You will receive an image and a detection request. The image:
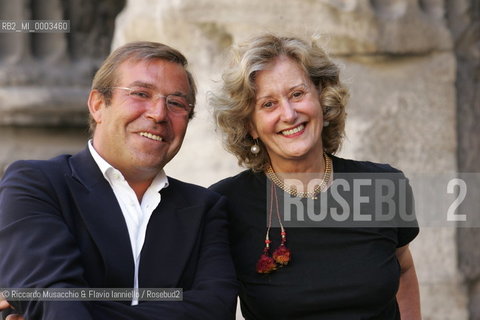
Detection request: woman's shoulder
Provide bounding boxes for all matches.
[331,154,403,174]
[209,169,264,195]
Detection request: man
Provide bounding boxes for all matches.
[0,41,237,319]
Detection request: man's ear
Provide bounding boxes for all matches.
[88,90,106,125]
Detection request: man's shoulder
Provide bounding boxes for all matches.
[0,149,96,190]
[0,154,81,203]
[4,154,74,177]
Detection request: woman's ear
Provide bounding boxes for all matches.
[88,90,106,125]
[248,122,259,140]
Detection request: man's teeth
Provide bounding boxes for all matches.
[281,124,305,136]
[140,132,163,141]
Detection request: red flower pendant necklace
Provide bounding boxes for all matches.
[256,180,291,274]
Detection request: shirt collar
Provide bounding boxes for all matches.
[87,139,169,191]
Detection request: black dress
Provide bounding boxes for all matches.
[210,155,419,320]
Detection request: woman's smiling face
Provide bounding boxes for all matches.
[249,55,324,169]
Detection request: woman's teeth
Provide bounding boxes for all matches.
[281,124,305,136]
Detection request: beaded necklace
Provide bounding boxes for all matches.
[256,153,332,273]
[265,152,332,200]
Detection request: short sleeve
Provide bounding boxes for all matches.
[396,176,419,247]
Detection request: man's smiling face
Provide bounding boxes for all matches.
[89,58,191,179]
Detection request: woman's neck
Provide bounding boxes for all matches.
[269,152,326,176]
[266,152,333,196]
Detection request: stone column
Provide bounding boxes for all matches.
[0,0,125,175]
[112,0,471,318]
[447,0,480,318]
[0,0,30,64]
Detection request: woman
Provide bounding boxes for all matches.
[210,33,421,319]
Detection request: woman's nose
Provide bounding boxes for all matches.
[279,99,298,123]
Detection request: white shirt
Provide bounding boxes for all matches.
[88,140,169,305]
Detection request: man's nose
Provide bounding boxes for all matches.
[145,97,169,122]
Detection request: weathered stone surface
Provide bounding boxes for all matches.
[0,87,89,126]
[112,1,468,319]
[420,281,469,320]
[470,280,480,320]
[1,0,477,318]
[0,0,125,182]
[113,0,452,55]
[0,127,89,177]
[447,0,480,318]
[335,51,465,319]
[0,0,125,127]
[339,52,457,172]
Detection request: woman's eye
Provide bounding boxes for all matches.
[291,91,305,99]
[262,101,274,108]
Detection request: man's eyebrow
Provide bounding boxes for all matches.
[125,81,189,97]
[127,81,156,89]
[169,91,190,98]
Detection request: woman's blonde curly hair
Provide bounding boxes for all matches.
[211,33,348,171]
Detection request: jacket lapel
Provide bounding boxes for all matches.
[65,148,134,287]
[139,181,204,288]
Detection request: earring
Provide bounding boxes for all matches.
[323,120,330,127]
[250,139,260,154]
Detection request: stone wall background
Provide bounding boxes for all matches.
[1,0,479,319]
[450,0,480,318]
[0,0,125,172]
